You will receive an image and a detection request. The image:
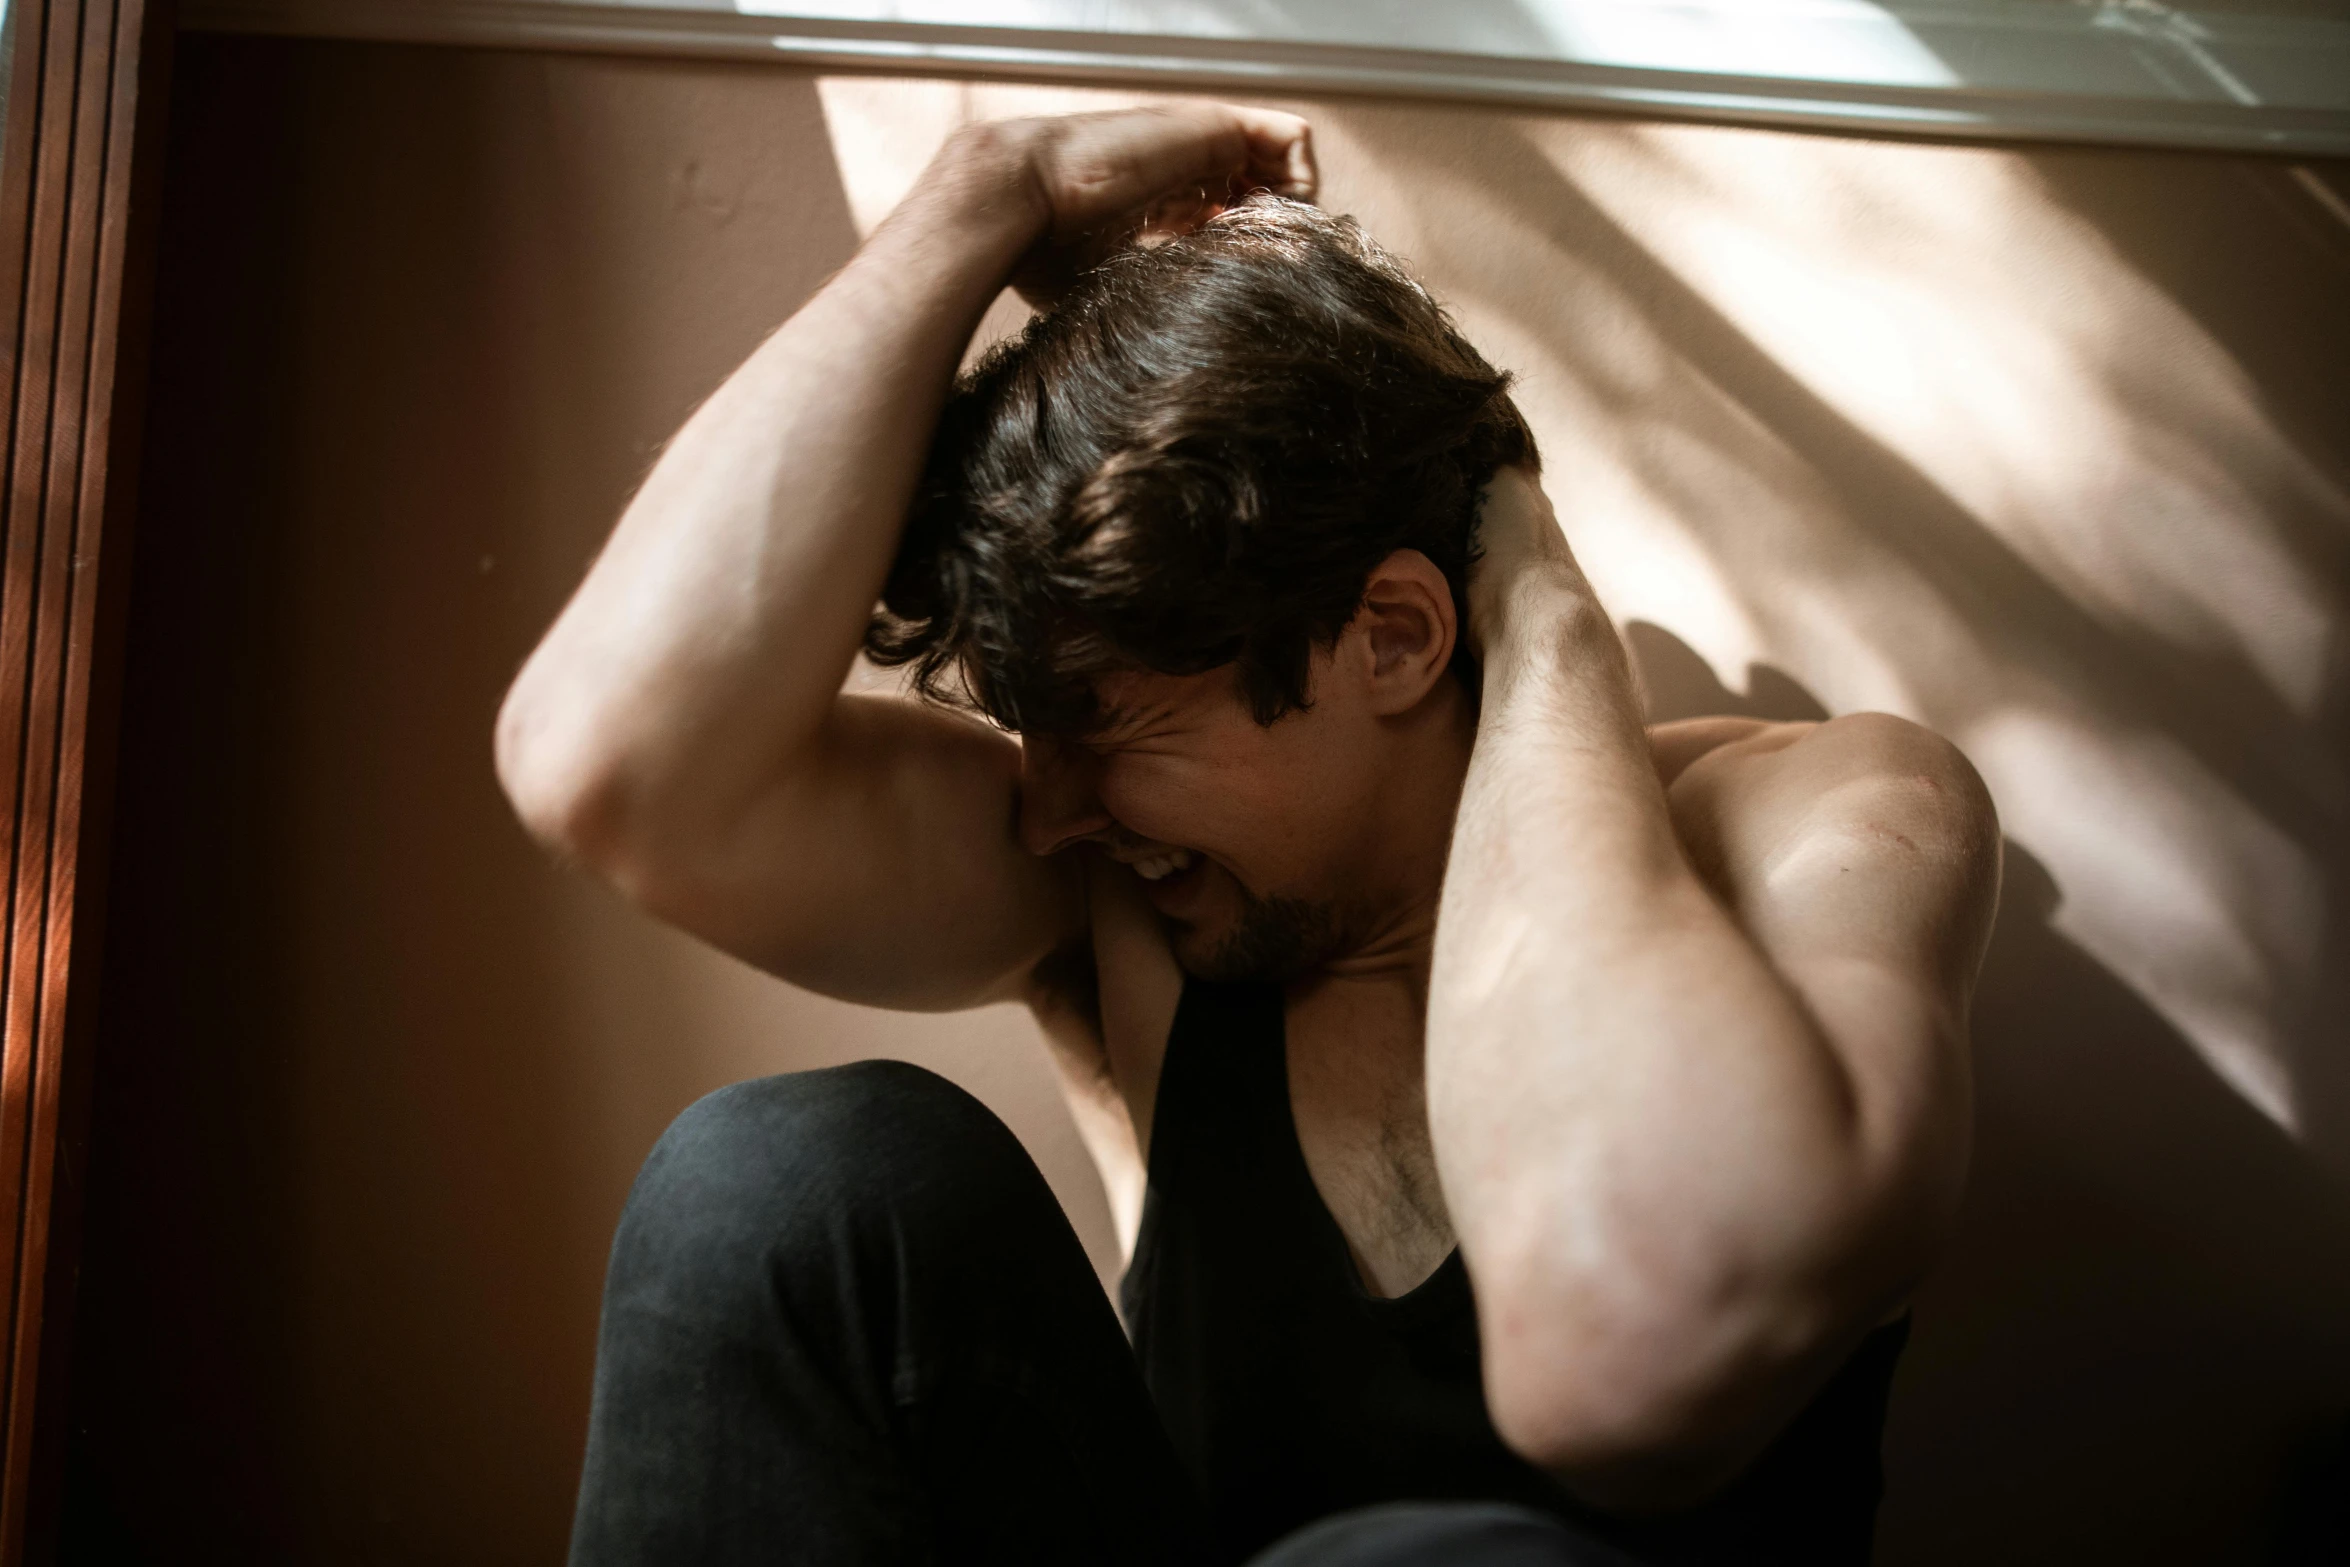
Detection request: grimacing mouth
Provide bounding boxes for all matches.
[1122,846,1198,882]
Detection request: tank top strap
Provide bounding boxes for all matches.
[1142,977,1290,1200]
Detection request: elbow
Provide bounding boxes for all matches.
[1480,1285,1714,1500]
[1488,1373,1770,1516]
[493,681,632,868]
[1474,1211,1934,1512]
[1473,1256,1834,1512]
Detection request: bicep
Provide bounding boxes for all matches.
[620,693,1084,1011]
[1671,714,2000,1267]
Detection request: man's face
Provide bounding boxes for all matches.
[1016,660,1389,983]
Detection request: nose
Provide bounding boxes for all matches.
[1018,735,1115,858]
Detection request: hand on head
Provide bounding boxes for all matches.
[934,103,1318,308]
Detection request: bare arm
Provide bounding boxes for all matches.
[1427,470,1998,1504]
[494,107,1314,1009]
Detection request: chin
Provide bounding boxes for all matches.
[1174,890,1343,985]
[1168,923,1245,983]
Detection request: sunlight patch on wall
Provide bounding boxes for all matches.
[816,74,972,237]
[1549,123,2342,720]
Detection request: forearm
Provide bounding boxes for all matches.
[495,132,1037,852]
[1427,564,1867,1473]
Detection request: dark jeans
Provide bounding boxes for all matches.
[568,1062,1636,1567]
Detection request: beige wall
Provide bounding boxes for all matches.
[64,33,2350,1565]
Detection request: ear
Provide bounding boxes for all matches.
[1350,549,1458,717]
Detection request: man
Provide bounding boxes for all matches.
[496,102,2000,1566]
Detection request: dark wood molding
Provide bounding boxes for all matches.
[0,0,171,1555]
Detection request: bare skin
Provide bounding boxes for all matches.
[496,104,2000,1513]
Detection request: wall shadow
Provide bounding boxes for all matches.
[64,36,628,1564]
[2021,142,2350,1229]
[1627,619,1828,724]
[66,36,875,1567]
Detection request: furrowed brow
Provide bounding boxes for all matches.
[1079,703,1144,745]
[1077,694,1167,747]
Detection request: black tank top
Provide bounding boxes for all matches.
[1120,977,1909,1566]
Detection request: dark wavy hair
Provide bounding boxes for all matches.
[865,195,1538,735]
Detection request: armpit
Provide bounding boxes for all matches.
[1028,935,1105,1048]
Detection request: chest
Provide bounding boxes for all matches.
[1282,987,1455,1299]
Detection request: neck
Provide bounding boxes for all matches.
[1307,675,1478,1004]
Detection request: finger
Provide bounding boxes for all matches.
[1166,103,1314,201]
[1061,104,1262,212]
[1226,107,1316,200]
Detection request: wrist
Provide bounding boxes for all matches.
[1476,567,1620,704]
[1472,558,1596,657]
[898,121,1052,274]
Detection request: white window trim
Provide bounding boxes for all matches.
[178,0,2350,156]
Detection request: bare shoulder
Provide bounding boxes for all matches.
[1773,713,1999,878]
[1661,712,2001,992]
[1661,712,1995,852]
[1785,710,1991,799]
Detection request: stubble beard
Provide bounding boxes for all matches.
[1184,885,1346,985]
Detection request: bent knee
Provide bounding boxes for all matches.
[611,1061,1028,1283]
[665,1056,975,1159]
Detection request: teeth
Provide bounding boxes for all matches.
[1133,848,1195,882]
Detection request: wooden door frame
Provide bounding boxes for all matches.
[0,0,172,1556]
